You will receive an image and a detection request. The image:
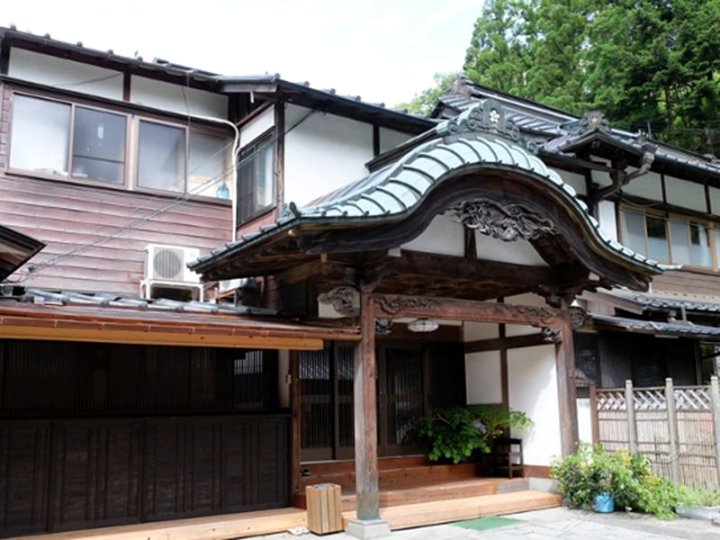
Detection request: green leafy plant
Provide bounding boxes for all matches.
[676,487,720,507]
[410,405,532,464]
[551,445,680,519]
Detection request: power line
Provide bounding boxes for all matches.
[5,106,317,284]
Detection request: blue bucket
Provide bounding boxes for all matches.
[594,492,615,513]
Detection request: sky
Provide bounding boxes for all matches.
[1,0,483,106]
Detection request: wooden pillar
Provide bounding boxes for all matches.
[589,383,600,445]
[353,291,380,521]
[555,311,578,457]
[290,351,302,495]
[665,378,681,484]
[710,376,720,482]
[625,379,638,454]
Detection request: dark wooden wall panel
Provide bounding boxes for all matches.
[49,420,142,532]
[0,422,50,536]
[0,83,232,296]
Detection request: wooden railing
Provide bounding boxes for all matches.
[590,377,720,488]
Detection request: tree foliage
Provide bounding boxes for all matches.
[404,0,720,153]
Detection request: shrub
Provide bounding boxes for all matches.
[551,445,680,519]
[410,405,532,464]
[676,486,720,507]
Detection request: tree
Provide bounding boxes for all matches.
[402,0,720,153]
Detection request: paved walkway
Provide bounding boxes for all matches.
[249,507,720,539]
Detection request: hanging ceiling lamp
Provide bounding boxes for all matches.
[406,318,439,333]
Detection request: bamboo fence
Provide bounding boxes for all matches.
[590,377,720,487]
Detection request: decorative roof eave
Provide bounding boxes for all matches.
[0,224,44,282]
[191,101,666,285]
[591,314,720,340]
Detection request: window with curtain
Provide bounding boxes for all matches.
[621,208,714,268]
[10,93,231,199]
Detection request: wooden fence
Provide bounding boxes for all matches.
[590,377,720,488]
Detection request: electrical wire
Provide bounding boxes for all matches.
[3,104,317,284]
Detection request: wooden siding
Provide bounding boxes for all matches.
[0,83,232,296]
[0,415,290,537]
[652,269,720,297]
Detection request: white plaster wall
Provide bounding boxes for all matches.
[623,171,663,201]
[278,349,290,408]
[284,104,374,207]
[597,200,618,242]
[505,293,546,337]
[556,169,587,196]
[709,186,720,216]
[240,106,275,146]
[130,75,228,118]
[508,344,562,466]
[474,233,549,266]
[577,397,593,445]
[465,351,502,404]
[463,321,499,341]
[665,176,707,213]
[379,127,412,153]
[402,213,464,256]
[9,48,123,100]
[591,170,612,188]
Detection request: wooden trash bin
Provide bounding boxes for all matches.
[306,483,343,534]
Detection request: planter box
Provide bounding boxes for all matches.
[676,504,720,521]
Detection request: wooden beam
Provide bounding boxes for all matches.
[373,294,561,327]
[353,290,380,521]
[555,310,579,456]
[390,250,559,288]
[0,324,326,350]
[464,332,547,353]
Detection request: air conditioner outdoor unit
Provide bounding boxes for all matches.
[141,244,203,301]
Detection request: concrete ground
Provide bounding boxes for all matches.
[248,506,720,539]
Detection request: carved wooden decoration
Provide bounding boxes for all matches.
[375,318,393,335]
[318,286,360,316]
[568,306,588,329]
[541,327,562,343]
[374,295,441,317]
[373,294,560,326]
[451,198,556,241]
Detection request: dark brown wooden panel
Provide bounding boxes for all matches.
[49,419,142,532]
[0,421,50,536]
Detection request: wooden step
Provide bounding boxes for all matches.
[298,461,478,492]
[10,507,307,540]
[295,477,530,511]
[341,490,561,530]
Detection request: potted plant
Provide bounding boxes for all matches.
[675,487,720,521]
[551,445,680,519]
[409,405,532,465]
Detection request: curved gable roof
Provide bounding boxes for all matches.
[191,100,666,287]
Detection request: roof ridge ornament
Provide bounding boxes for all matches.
[435,98,538,154]
[575,110,610,135]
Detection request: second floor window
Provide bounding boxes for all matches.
[622,208,713,267]
[9,93,231,200]
[237,136,274,223]
[10,95,126,184]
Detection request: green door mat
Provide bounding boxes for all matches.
[452,516,523,531]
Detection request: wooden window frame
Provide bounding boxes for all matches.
[236,130,276,225]
[7,90,233,204]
